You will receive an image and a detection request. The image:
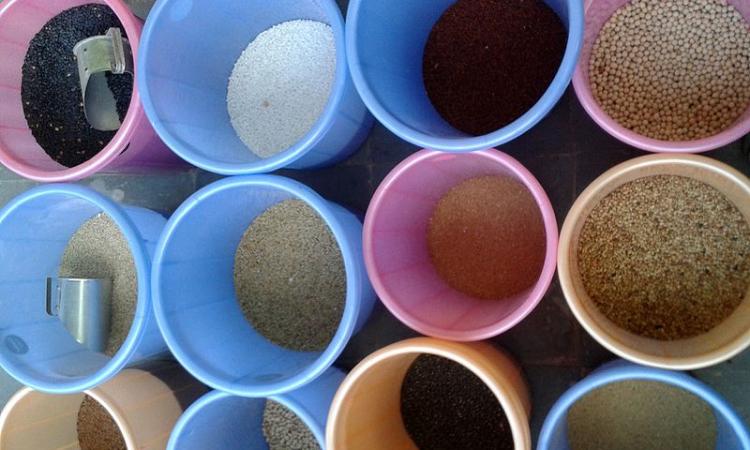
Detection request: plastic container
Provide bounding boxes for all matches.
[558,154,750,370]
[538,360,750,449]
[572,0,750,153]
[168,368,345,450]
[0,0,180,182]
[0,362,206,450]
[152,175,376,397]
[0,184,167,393]
[326,337,532,450]
[363,149,558,341]
[137,0,373,175]
[345,0,583,152]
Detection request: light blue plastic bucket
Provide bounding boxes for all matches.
[167,368,344,449]
[137,0,373,175]
[152,175,375,397]
[346,0,583,152]
[537,360,750,450]
[0,185,167,393]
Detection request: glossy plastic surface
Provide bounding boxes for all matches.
[0,0,179,182]
[0,184,167,392]
[138,0,373,175]
[152,175,375,396]
[363,149,558,341]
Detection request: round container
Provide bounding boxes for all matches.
[152,175,376,396]
[326,337,532,450]
[0,362,205,450]
[168,368,344,450]
[0,184,167,393]
[572,0,750,153]
[137,0,373,175]
[363,149,558,341]
[0,0,180,182]
[559,154,750,370]
[345,0,583,152]
[538,360,750,449]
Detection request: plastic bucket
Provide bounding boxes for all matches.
[559,154,750,370]
[326,337,532,450]
[0,184,167,393]
[538,360,750,449]
[152,175,376,396]
[0,0,180,182]
[345,0,583,152]
[573,0,750,153]
[168,368,344,450]
[0,362,207,450]
[137,0,373,175]
[363,149,558,341]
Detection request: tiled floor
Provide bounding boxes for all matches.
[2,0,748,445]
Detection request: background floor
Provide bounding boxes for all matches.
[1,0,747,445]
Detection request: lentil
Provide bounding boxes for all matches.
[428,175,546,300]
[578,175,750,340]
[589,0,750,141]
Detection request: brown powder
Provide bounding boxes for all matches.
[427,175,546,300]
[578,175,750,340]
[77,395,127,450]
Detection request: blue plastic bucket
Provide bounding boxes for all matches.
[0,185,167,393]
[346,0,583,152]
[137,0,373,175]
[538,360,750,450]
[167,368,344,449]
[152,175,376,396]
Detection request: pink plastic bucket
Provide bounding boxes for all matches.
[572,0,750,153]
[363,149,558,341]
[0,0,180,182]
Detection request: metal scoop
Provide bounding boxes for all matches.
[73,28,133,131]
[46,277,112,353]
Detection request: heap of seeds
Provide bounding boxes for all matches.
[263,400,321,450]
[428,175,546,300]
[233,199,345,352]
[567,381,717,450]
[77,395,127,450]
[227,20,335,158]
[589,0,750,141]
[400,354,514,450]
[59,213,137,355]
[423,0,566,136]
[22,4,133,167]
[578,175,750,340]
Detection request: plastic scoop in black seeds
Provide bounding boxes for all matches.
[400,354,514,450]
[22,4,133,168]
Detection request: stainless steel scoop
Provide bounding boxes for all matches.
[46,277,112,353]
[73,27,133,131]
